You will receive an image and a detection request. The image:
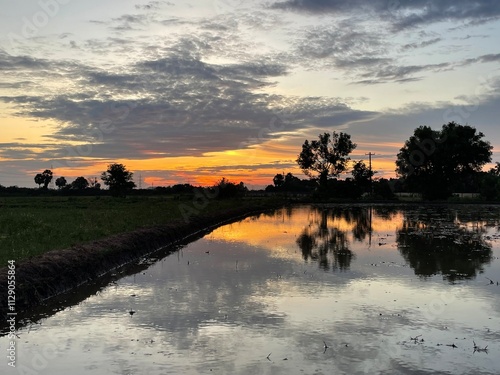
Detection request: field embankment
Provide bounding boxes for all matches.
[0,196,283,321]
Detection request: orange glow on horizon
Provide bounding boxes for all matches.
[6,114,496,188]
[47,153,400,187]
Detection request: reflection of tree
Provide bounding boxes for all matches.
[296,208,357,271]
[328,206,373,242]
[397,211,493,281]
[373,206,399,221]
[349,208,371,242]
[325,228,354,271]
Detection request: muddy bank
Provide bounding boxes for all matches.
[0,204,281,322]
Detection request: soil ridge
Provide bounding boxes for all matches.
[0,204,279,322]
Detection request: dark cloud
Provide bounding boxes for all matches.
[462,53,500,66]
[271,0,377,13]
[59,33,72,39]
[0,44,376,164]
[356,62,452,85]
[109,14,150,32]
[0,49,49,71]
[295,23,387,60]
[290,23,452,83]
[271,0,500,30]
[401,38,442,51]
[135,1,173,11]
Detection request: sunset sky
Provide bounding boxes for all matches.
[1,0,500,188]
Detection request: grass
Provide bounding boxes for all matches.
[0,195,277,266]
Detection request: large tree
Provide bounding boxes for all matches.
[34,169,53,189]
[396,122,492,200]
[71,176,89,190]
[55,176,67,189]
[297,132,356,188]
[101,163,136,196]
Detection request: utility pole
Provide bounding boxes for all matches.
[49,163,55,189]
[139,174,142,190]
[365,152,375,196]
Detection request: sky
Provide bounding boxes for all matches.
[1,0,500,189]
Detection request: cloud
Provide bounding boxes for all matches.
[356,62,452,85]
[0,44,376,164]
[401,38,442,51]
[289,23,453,84]
[294,23,388,61]
[270,0,500,30]
[285,10,496,84]
[349,88,500,152]
[271,0,376,13]
[111,14,148,31]
[461,53,500,66]
[287,21,397,82]
[135,1,173,11]
[0,49,49,70]
[2,0,499,187]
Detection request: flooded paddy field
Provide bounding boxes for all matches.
[2,204,500,374]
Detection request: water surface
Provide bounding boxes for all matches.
[2,204,500,374]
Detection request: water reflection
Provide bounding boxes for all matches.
[396,207,494,281]
[2,205,500,375]
[295,206,397,271]
[293,205,495,281]
[296,209,356,271]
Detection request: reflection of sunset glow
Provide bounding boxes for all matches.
[208,206,404,259]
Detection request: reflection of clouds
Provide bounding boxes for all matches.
[116,241,293,337]
[3,205,500,374]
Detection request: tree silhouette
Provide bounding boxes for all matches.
[71,176,89,190]
[55,176,67,189]
[396,122,492,199]
[34,173,44,188]
[214,177,247,199]
[42,170,53,188]
[297,132,356,189]
[490,162,500,176]
[101,163,136,197]
[273,173,284,187]
[480,172,500,200]
[352,160,374,195]
[34,169,52,189]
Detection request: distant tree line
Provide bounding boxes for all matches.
[1,122,498,201]
[31,163,131,196]
[1,163,248,200]
[265,172,316,194]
